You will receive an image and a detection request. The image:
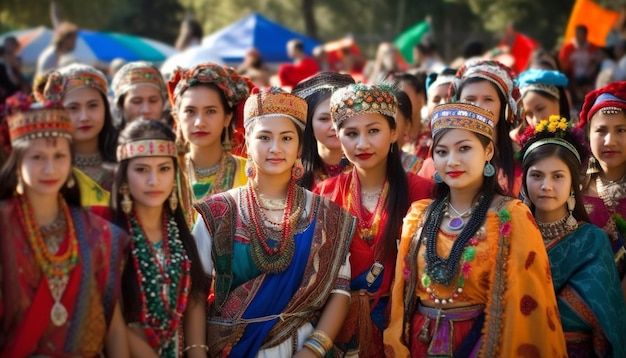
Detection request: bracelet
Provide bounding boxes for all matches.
[309,330,333,352]
[303,340,325,358]
[183,344,209,353]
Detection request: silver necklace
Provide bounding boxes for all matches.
[596,174,626,209]
[444,203,472,231]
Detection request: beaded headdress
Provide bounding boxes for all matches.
[577,81,626,129]
[243,87,307,130]
[116,139,178,161]
[517,69,568,101]
[111,61,167,106]
[43,64,108,103]
[430,102,496,141]
[518,115,588,165]
[449,60,520,122]
[330,83,397,130]
[167,62,252,109]
[5,92,73,144]
[291,72,356,100]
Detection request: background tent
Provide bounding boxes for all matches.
[201,13,320,63]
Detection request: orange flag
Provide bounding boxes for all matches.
[564,0,620,46]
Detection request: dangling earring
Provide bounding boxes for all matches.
[390,143,394,153]
[566,191,577,229]
[66,175,75,188]
[222,129,232,152]
[433,172,443,184]
[16,176,24,195]
[168,185,178,213]
[119,182,133,215]
[292,158,304,180]
[483,161,495,177]
[586,156,600,175]
[245,157,256,179]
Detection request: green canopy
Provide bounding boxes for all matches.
[394,20,430,64]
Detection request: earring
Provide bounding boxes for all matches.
[16,176,24,195]
[66,175,75,188]
[483,161,495,177]
[119,182,133,215]
[292,158,304,180]
[433,172,443,184]
[586,156,600,175]
[390,143,394,154]
[566,191,577,229]
[222,129,232,152]
[245,157,256,179]
[168,185,178,213]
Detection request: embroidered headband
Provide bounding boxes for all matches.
[578,81,626,128]
[43,64,108,103]
[330,83,397,130]
[116,139,178,161]
[243,87,307,130]
[430,102,496,141]
[450,60,519,121]
[291,72,356,100]
[167,62,251,109]
[111,61,167,106]
[523,138,581,163]
[5,93,73,144]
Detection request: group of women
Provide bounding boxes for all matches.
[0,56,625,358]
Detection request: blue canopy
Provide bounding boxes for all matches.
[202,13,319,63]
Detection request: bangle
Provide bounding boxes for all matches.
[303,340,325,358]
[309,330,333,352]
[183,344,209,353]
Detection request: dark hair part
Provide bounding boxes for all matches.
[458,77,515,194]
[112,119,207,321]
[521,144,590,222]
[298,91,332,190]
[396,91,413,123]
[0,138,81,204]
[397,72,426,95]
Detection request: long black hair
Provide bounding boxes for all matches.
[0,138,80,205]
[112,119,207,321]
[96,92,118,163]
[296,90,332,189]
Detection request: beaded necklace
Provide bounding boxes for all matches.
[75,153,105,184]
[127,211,190,358]
[188,153,236,200]
[536,215,579,245]
[17,194,78,327]
[347,170,389,244]
[240,180,305,274]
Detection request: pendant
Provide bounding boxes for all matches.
[418,317,432,343]
[51,301,68,326]
[448,217,465,231]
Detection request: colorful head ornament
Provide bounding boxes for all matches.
[518,69,568,100]
[243,87,307,130]
[518,115,588,165]
[43,64,108,103]
[291,71,356,100]
[4,92,73,144]
[167,62,252,109]
[450,60,520,122]
[577,81,626,128]
[111,61,166,106]
[116,139,177,161]
[330,83,397,130]
[430,102,496,141]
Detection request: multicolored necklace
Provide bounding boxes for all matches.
[240,180,305,274]
[189,153,236,200]
[536,215,578,245]
[128,211,190,358]
[347,170,389,244]
[17,194,78,327]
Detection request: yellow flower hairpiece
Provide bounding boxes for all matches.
[534,115,571,135]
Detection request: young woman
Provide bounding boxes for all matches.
[111,119,207,357]
[111,61,167,130]
[192,87,356,357]
[511,69,570,143]
[384,102,566,357]
[168,63,250,223]
[0,93,128,357]
[43,64,118,209]
[314,83,432,356]
[449,59,521,196]
[577,81,626,298]
[519,116,626,357]
[291,71,355,190]
[396,90,423,174]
